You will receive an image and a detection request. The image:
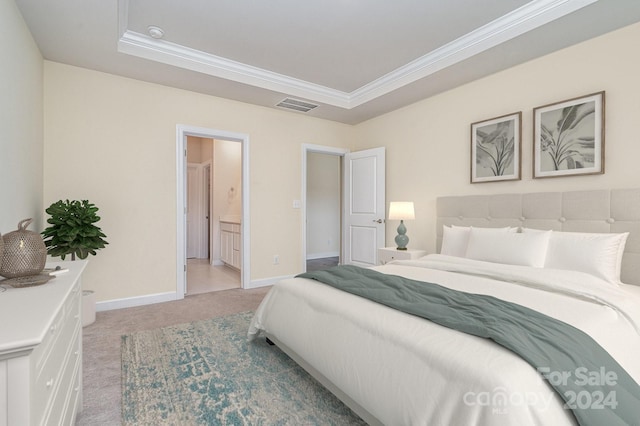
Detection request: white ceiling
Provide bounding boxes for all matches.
[15,0,640,124]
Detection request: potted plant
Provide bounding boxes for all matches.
[42,199,108,326]
[42,199,108,260]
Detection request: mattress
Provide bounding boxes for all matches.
[248,255,640,425]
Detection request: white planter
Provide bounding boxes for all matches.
[82,290,96,326]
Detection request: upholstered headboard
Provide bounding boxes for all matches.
[436,188,640,286]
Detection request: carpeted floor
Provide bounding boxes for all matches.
[77,287,271,425]
[121,311,366,425]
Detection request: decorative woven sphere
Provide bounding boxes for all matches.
[0,219,47,278]
[0,233,4,269]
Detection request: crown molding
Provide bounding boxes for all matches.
[117,30,352,108]
[349,0,598,107]
[118,0,597,110]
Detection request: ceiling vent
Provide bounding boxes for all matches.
[275,98,318,113]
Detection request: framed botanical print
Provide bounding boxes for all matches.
[533,91,605,178]
[470,112,521,183]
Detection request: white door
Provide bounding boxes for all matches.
[186,164,200,258]
[343,147,386,267]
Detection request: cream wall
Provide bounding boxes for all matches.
[40,20,640,305]
[213,139,242,220]
[355,22,640,254]
[0,0,43,232]
[43,61,354,302]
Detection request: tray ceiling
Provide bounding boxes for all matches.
[15,0,640,124]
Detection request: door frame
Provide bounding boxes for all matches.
[301,144,349,272]
[176,125,250,297]
[202,160,212,260]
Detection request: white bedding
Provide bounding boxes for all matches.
[248,254,640,425]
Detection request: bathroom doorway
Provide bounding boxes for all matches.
[176,125,250,299]
[186,136,242,295]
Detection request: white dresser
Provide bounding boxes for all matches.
[0,260,87,426]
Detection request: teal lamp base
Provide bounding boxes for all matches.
[395,220,409,250]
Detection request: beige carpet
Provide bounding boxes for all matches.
[76,286,270,425]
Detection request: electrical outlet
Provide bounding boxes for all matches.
[273,255,279,265]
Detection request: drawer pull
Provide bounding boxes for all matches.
[74,350,79,357]
[46,378,54,388]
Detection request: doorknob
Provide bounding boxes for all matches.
[373,219,384,223]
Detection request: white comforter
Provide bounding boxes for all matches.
[248,255,640,426]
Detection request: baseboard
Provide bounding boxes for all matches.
[96,274,294,311]
[306,252,340,260]
[96,291,178,312]
[246,274,295,289]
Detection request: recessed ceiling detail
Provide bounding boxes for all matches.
[117,0,597,110]
[16,0,640,124]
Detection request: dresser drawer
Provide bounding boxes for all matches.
[41,327,81,426]
[32,287,81,423]
[377,247,427,265]
[31,305,65,374]
[64,281,81,321]
[59,359,82,426]
[31,281,80,373]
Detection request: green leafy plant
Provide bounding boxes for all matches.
[42,200,108,260]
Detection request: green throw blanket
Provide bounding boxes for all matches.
[297,265,640,426]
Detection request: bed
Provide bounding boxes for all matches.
[248,188,640,425]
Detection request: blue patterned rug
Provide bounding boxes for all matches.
[121,311,366,425]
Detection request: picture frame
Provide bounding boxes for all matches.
[470,112,521,183]
[533,91,605,178]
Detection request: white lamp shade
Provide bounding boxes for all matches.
[388,202,415,220]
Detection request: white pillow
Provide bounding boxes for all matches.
[465,228,552,267]
[440,225,515,257]
[537,230,629,284]
[441,226,471,257]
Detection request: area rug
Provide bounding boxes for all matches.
[121,311,366,425]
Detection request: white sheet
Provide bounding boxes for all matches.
[248,254,640,425]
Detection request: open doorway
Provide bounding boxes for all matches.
[176,125,250,300]
[306,152,341,271]
[302,144,349,272]
[302,145,386,271]
[186,136,242,295]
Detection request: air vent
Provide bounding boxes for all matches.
[275,98,318,113]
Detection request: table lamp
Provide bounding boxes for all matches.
[388,201,415,250]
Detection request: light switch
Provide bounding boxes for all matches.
[293,200,301,209]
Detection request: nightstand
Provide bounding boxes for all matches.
[378,247,427,265]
